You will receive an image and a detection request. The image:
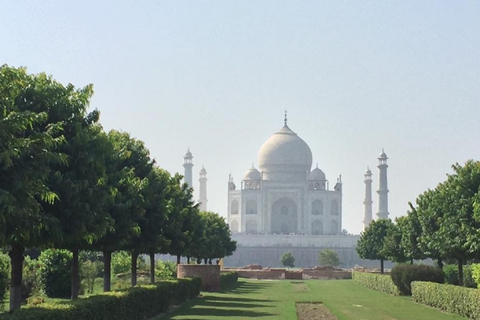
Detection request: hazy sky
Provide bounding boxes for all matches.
[2,1,480,234]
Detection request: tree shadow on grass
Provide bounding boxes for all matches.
[163,282,278,319]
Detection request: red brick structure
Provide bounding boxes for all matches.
[177,264,220,292]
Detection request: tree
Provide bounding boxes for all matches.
[281,252,295,268]
[318,249,340,267]
[93,131,154,290]
[381,218,409,263]
[0,65,71,310]
[356,219,394,274]
[43,94,113,299]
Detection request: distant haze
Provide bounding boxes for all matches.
[2,1,480,234]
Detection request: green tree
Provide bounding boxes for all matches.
[318,249,340,267]
[281,252,295,268]
[0,66,72,310]
[192,211,236,264]
[381,218,409,263]
[92,130,152,291]
[356,219,394,274]
[43,93,113,299]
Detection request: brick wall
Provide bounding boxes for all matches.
[177,264,220,292]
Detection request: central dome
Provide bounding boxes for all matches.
[258,124,313,180]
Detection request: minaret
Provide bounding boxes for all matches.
[376,149,389,219]
[363,167,373,229]
[183,148,193,188]
[199,166,207,211]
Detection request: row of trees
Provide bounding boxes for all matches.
[357,160,480,285]
[0,65,236,310]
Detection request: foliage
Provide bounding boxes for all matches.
[220,272,239,291]
[112,251,131,275]
[381,217,409,263]
[280,252,295,268]
[356,219,394,273]
[444,264,477,288]
[0,252,9,310]
[390,264,444,295]
[352,271,399,295]
[154,260,176,280]
[412,281,480,319]
[22,256,42,303]
[0,278,201,320]
[38,249,72,298]
[472,264,480,288]
[318,249,340,267]
[80,260,102,294]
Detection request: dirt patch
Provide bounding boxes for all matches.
[296,302,338,320]
[291,281,309,292]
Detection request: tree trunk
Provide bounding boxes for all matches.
[103,250,112,292]
[436,259,444,270]
[150,252,155,284]
[204,258,208,265]
[410,258,414,264]
[71,248,80,300]
[187,256,190,264]
[9,244,24,311]
[176,254,181,265]
[208,258,212,265]
[380,259,384,274]
[131,251,138,287]
[458,258,464,287]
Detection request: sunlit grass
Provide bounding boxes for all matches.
[159,279,466,320]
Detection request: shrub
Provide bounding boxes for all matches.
[22,256,42,303]
[472,264,480,288]
[220,272,239,291]
[352,271,399,295]
[112,251,131,275]
[280,252,295,268]
[155,260,177,280]
[0,252,10,310]
[0,278,201,320]
[318,249,340,267]
[412,281,480,319]
[38,249,72,298]
[390,264,444,295]
[443,264,477,288]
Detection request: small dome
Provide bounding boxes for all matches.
[184,148,193,158]
[258,124,313,177]
[309,165,326,181]
[200,166,207,174]
[244,165,261,181]
[378,148,388,160]
[365,167,372,175]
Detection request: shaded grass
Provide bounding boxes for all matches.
[160,279,466,320]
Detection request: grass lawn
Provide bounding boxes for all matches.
[159,279,466,320]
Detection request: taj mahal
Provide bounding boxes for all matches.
[183,114,390,268]
[226,114,343,236]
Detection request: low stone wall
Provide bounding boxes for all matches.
[302,269,352,279]
[224,267,352,280]
[177,264,220,292]
[234,269,285,279]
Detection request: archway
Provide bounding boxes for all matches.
[271,198,297,234]
[311,219,323,235]
[230,220,239,233]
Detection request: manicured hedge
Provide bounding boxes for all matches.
[352,271,399,295]
[220,272,239,291]
[390,264,444,295]
[412,281,480,319]
[0,278,201,320]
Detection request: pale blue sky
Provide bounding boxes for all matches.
[2,1,480,234]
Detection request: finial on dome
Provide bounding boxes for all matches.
[316,163,318,168]
[284,110,288,126]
